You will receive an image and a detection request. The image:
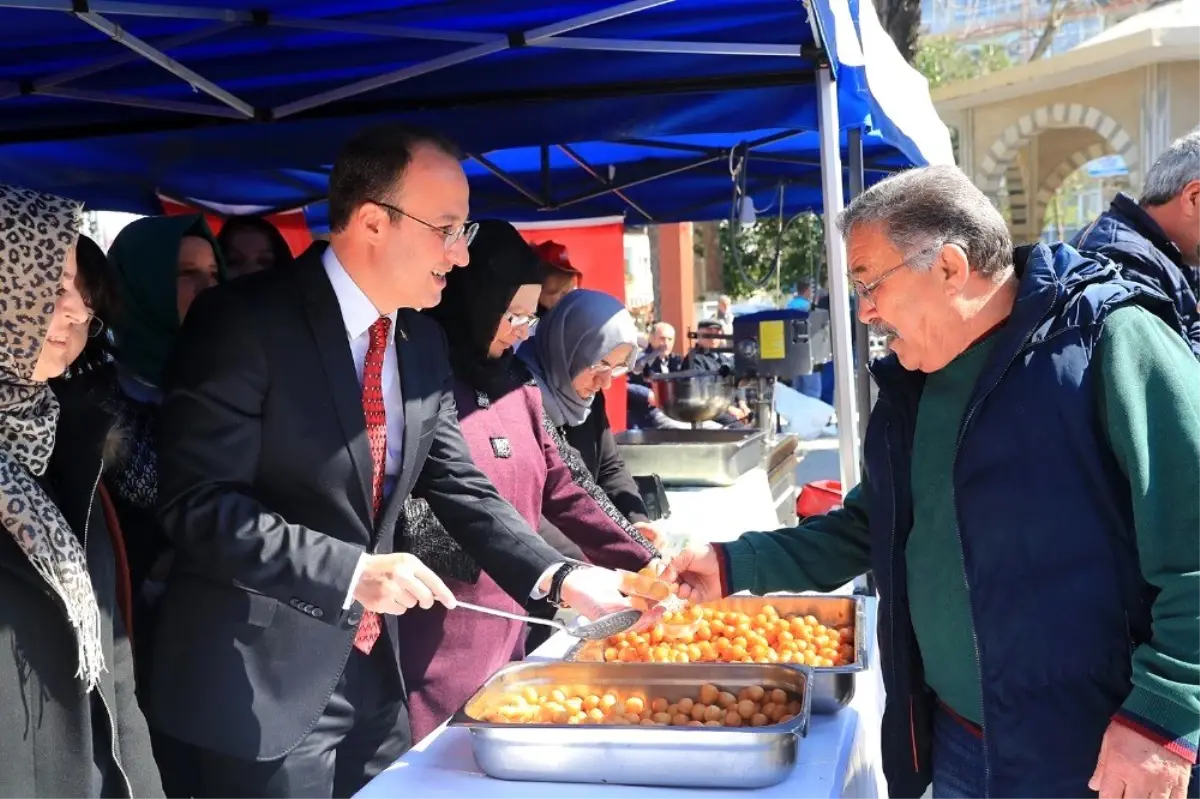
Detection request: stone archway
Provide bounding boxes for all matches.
[1031,141,1135,232]
[977,104,1141,218]
[1035,142,1112,211]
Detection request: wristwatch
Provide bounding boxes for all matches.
[547,562,582,608]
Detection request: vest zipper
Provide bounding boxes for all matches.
[949,295,1055,798]
[885,425,917,773]
[947,460,990,797]
[84,459,134,799]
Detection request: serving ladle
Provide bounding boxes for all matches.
[456,601,643,640]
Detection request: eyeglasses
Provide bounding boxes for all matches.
[587,354,635,379]
[86,313,105,339]
[370,200,478,250]
[503,312,538,331]
[850,242,953,303]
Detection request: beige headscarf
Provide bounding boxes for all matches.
[0,183,104,691]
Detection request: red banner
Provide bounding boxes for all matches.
[515,217,628,431]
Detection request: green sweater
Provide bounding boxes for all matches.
[906,331,999,725]
[722,305,1200,756]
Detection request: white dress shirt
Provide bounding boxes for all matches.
[323,247,404,482]
[324,246,561,610]
[324,247,404,609]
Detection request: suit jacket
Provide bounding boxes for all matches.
[146,244,561,761]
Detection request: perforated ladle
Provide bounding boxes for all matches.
[456,601,642,640]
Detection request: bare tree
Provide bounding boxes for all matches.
[1028,0,1075,61]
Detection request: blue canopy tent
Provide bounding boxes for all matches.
[0,0,952,490]
[92,128,910,228]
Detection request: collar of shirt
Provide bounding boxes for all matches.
[322,245,399,338]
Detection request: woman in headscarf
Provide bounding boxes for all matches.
[105,214,225,681]
[519,288,663,536]
[47,233,135,640]
[0,184,163,798]
[216,214,294,278]
[398,220,657,742]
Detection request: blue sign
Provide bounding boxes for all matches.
[1086,155,1130,178]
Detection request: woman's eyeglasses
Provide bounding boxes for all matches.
[503,312,538,331]
[84,311,105,339]
[587,359,631,379]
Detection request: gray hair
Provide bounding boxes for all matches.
[1139,130,1200,207]
[836,164,1013,277]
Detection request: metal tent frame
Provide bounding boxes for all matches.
[0,0,923,495]
[0,0,823,136]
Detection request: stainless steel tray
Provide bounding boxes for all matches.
[567,593,871,714]
[450,661,813,789]
[614,428,766,487]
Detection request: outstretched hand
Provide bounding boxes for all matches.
[658,544,724,604]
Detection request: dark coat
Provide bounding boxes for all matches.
[0,377,163,798]
[866,243,1186,798]
[147,245,564,761]
[1071,192,1200,358]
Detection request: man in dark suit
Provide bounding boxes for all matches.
[147,125,639,798]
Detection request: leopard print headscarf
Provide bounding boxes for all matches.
[0,183,104,691]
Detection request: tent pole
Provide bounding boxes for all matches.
[34,23,229,89]
[467,153,546,208]
[272,0,674,119]
[558,144,654,221]
[815,65,862,494]
[74,12,255,117]
[847,127,872,444]
[34,86,247,118]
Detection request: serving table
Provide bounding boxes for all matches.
[356,596,885,798]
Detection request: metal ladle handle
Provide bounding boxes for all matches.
[455,600,565,632]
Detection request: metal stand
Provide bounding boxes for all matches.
[816,65,861,493]
[848,128,873,446]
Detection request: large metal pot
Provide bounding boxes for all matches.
[649,369,736,423]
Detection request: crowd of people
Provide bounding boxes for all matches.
[0,122,1196,799]
[0,124,670,799]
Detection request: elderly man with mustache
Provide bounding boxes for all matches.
[664,165,1200,799]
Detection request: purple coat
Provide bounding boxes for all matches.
[396,379,652,741]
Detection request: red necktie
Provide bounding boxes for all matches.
[353,316,392,655]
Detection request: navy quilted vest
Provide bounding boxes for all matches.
[865,242,1184,797]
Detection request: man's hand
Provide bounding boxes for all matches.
[352,553,457,615]
[559,566,634,620]
[632,521,668,551]
[1089,720,1193,799]
[659,544,724,604]
[559,566,666,631]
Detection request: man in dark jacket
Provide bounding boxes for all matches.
[1071,131,1200,357]
[666,166,1199,799]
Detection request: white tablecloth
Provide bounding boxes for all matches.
[654,467,784,551]
[356,598,885,799]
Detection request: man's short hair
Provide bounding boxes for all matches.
[327,123,463,234]
[651,321,675,337]
[1140,130,1200,207]
[837,164,1013,277]
[795,279,812,294]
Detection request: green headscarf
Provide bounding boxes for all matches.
[108,214,225,388]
